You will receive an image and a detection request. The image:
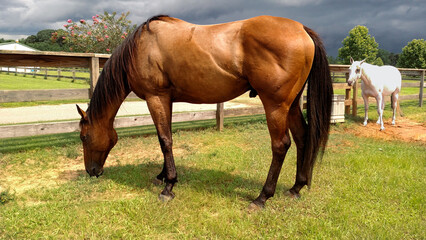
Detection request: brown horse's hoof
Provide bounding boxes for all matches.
[285,190,301,199]
[152,178,163,186]
[158,192,175,202]
[247,202,264,212]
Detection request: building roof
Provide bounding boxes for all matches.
[0,42,39,51]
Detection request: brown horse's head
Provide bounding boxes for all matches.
[77,105,117,177]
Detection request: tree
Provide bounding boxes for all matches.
[53,11,136,54]
[397,39,426,68]
[373,57,383,66]
[338,25,379,64]
[21,29,66,51]
[0,38,14,43]
[377,49,399,66]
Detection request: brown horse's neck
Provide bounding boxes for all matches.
[87,70,131,128]
[93,99,126,128]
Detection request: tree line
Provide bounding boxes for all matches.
[332,25,425,69]
[1,13,425,68]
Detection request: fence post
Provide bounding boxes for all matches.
[352,82,358,117]
[420,70,425,107]
[57,68,61,81]
[345,72,351,115]
[72,68,76,82]
[216,103,224,131]
[89,57,100,98]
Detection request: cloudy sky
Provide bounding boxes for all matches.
[0,0,424,56]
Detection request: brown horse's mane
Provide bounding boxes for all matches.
[87,15,171,122]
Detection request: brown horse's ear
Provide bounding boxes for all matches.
[76,105,87,120]
[350,57,354,64]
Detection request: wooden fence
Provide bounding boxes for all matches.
[0,67,90,82]
[0,50,424,138]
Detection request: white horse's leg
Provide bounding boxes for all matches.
[391,93,399,125]
[376,94,385,130]
[376,94,385,124]
[362,93,369,126]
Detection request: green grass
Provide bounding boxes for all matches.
[355,99,425,123]
[0,72,89,90]
[0,114,424,239]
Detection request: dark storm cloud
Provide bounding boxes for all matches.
[0,0,424,56]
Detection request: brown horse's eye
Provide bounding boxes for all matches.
[80,135,88,142]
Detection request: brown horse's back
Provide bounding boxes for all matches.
[131,16,314,105]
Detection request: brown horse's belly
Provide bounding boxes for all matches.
[171,76,249,104]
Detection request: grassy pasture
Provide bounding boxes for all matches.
[1,109,425,239]
[0,71,89,90]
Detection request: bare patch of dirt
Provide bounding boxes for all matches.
[346,117,426,143]
[3,156,85,194]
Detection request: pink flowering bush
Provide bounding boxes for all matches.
[52,11,136,53]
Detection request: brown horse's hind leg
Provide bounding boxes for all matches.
[146,95,177,201]
[249,104,292,209]
[287,96,308,198]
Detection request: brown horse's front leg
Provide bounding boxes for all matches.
[146,95,177,201]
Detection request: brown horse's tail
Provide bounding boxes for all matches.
[302,26,333,187]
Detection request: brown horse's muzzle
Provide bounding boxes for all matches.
[86,166,104,178]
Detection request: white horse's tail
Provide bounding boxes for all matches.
[391,96,404,117]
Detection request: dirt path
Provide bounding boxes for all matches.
[346,117,426,143]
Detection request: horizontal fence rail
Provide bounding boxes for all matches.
[0,50,425,138]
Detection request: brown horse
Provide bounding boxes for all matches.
[77,15,333,209]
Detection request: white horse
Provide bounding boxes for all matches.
[347,57,402,130]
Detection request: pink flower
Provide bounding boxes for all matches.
[62,36,66,39]
[67,19,72,23]
[80,19,86,24]
[121,35,125,39]
[87,31,92,35]
[104,25,108,29]
[63,24,68,28]
[105,35,109,38]
[106,48,110,52]
[96,14,99,17]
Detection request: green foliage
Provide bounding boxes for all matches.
[338,25,379,64]
[0,38,14,44]
[373,57,384,66]
[327,55,339,64]
[377,49,399,66]
[20,29,67,51]
[397,39,426,68]
[52,11,136,53]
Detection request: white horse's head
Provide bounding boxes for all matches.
[347,57,366,86]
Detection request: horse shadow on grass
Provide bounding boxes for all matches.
[99,162,289,202]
